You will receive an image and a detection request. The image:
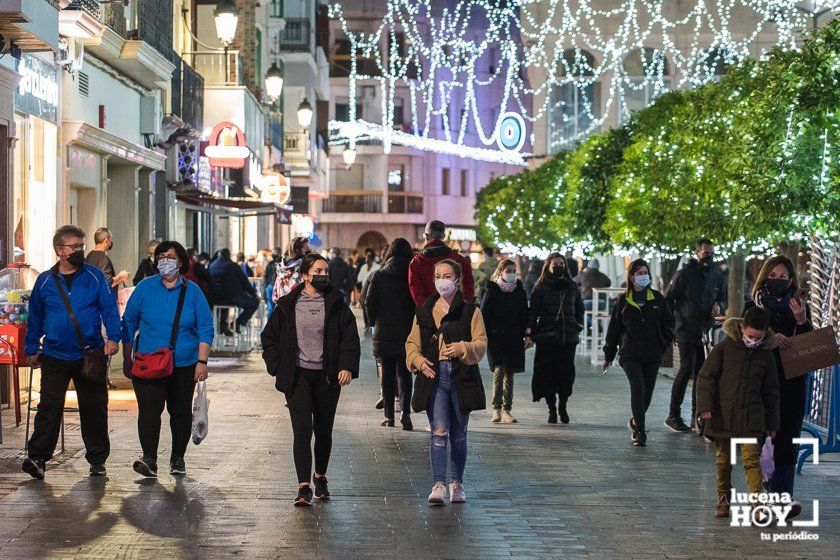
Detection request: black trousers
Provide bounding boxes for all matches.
[132,364,197,462]
[27,355,110,464]
[533,342,577,410]
[620,359,660,431]
[380,354,412,421]
[286,368,341,484]
[670,339,705,420]
[217,292,260,327]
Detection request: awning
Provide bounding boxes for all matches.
[176,192,292,222]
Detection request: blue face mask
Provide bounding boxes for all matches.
[634,274,651,289]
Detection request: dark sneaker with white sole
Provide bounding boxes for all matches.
[314,476,330,500]
[22,458,46,480]
[89,463,107,476]
[665,417,691,432]
[632,430,647,446]
[295,486,313,507]
[133,457,158,478]
[170,457,186,476]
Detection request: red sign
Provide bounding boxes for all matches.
[205,122,249,169]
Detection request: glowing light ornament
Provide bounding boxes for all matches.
[328,0,812,161]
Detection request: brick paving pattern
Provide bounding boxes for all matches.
[0,324,836,559]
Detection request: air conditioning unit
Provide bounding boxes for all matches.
[57,37,84,71]
[139,96,161,136]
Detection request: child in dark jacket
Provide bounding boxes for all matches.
[696,307,780,519]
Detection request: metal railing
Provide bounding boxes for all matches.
[183,51,241,87]
[323,191,382,213]
[65,0,101,20]
[100,2,126,36]
[171,56,205,131]
[284,131,308,156]
[330,57,380,78]
[128,0,174,60]
[277,17,311,52]
[387,192,423,214]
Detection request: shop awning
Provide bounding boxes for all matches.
[176,192,292,222]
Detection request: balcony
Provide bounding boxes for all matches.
[330,57,379,78]
[171,56,204,131]
[99,1,125,36]
[322,190,423,214]
[126,0,173,60]
[277,17,311,52]
[183,51,241,86]
[388,192,423,214]
[58,0,104,39]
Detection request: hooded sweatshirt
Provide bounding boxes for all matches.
[407,239,475,306]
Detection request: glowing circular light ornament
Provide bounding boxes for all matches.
[496,112,526,152]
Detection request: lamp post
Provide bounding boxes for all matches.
[297,98,313,128]
[214,0,239,82]
[342,145,356,167]
[265,62,284,101]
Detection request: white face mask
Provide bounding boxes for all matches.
[742,334,764,348]
[634,274,651,289]
[157,259,178,277]
[503,272,517,283]
[435,278,457,298]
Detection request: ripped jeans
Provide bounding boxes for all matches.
[427,360,470,484]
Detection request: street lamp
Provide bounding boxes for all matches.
[214,0,240,47]
[297,98,313,127]
[265,62,284,101]
[342,146,356,166]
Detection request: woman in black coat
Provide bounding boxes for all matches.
[261,254,360,507]
[480,258,528,424]
[524,253,584,424]
[603,259,675,446]
[365,238,416,430]
[744,255,812,518]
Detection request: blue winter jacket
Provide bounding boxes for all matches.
[25,264,122,361]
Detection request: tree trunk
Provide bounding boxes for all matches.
[727,253,746,317]
[660,258,680,292]
[779,240,800,273]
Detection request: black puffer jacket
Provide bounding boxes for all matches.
[527,276,584,346]
[480,280,529,372]
[261,283,360,396]
[364,255,415,358]
[665,258,727,342]
[603,289,675,363]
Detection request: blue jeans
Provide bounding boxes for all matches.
[265,284,275,317]
[427,360,470,484]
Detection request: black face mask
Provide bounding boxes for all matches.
[765,278,791,298]
[272,253,282,262]
[700,255,714,266]
[310,274,330,293]
[66,250,86,269]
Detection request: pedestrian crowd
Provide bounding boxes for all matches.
[18,221,815,522]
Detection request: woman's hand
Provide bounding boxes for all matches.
[104,340,119,356]
[790,297,807,325]
[337,370,353,386]
[774,332,792,350]
[524,336,533,349]
[698,411,712,420]
[441,343,462,360]
[419,359,436,379]
[194,362,208,382]
[602,361,611,372]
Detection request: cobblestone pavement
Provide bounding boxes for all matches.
[0,324,836,559]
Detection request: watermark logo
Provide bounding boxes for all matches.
[729,438,820,541]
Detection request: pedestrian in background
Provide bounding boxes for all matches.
[273,237,310,302]
[122,241,213,478]
[86,227,131,292]
[328,247,354,303]
[525,253,583,424]
[365,238,415,430]
[744,255,812,518]
[408,220,475,306]
[603,259,675,446]
[473,246,499,301]
[263,247,283,316]
[574,258,611,330]
[237,252,254,278]
[480,258,528,424]
[22,225,121,480]
[184,246,210,302]
[696,307,779,518]
[133,240,160,286]
[665,238,727,433]
[406,259,487,505]
[208,248,259,336]
[261,253,360,506]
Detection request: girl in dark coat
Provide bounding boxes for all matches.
[480,258,528,423]
[603,259,675,446]
[365,238,416,430]
[525,253,584,424]
[744,255,812,519]
[261,254,360,507]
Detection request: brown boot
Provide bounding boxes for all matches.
[715,493,730,518]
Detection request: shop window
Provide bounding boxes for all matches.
[441,167,450,196]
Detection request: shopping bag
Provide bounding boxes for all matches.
[760,436,775,483]
[779,325,840,379]
[117,286,134,318]
[191,380,209,445]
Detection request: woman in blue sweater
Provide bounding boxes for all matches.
[122,241,214,478]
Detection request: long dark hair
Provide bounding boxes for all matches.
[538,252,569,284]
[384,238,413,262]
[300,253,328,276]
[752,255,800,300]
[625,258,650,295]
[286,236,309,259]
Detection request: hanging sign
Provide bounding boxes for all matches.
[260,172,291,205]
[15,54,58,123]
[204,122,249,168]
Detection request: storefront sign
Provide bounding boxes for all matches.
[204,122,249,168]
[15,54,58,123]
[260,173,291,205]
[447,227,477,241]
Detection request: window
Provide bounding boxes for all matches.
[441,168,450,195]
[695,48,730,80]
[335,102,362,122]
[460,169,468,197]
[548,48,601,152]
[619,48,671,124]
[393,97,405,126]
[388,165,404,192]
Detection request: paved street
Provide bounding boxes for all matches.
[0,322,837,560]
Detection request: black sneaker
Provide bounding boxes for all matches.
[401,413,413,431]
[632,430,647,446]
[221,325,234,337]
[170,457,186,476]
[89,463,107,476]
[375,396,384,410]
[548,409,558,424]
[313,476,330,500]
[22,457,46,480]
[235,322,243,334]
[295,485,313,507]
[133,457,158,478]
[665,417,691,432]
[559,407,570,424]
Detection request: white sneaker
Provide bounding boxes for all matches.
[491,409,502,423]
[449,481,466,503]
[428,483,446,505]
[501,410,517,424]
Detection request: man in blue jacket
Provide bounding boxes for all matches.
[209,248,259,336]
[22,225,121,480]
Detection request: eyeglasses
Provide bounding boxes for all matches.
[158,256,179,263]
[58,243,86,251]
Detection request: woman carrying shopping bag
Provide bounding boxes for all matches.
[122,241,214,478]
